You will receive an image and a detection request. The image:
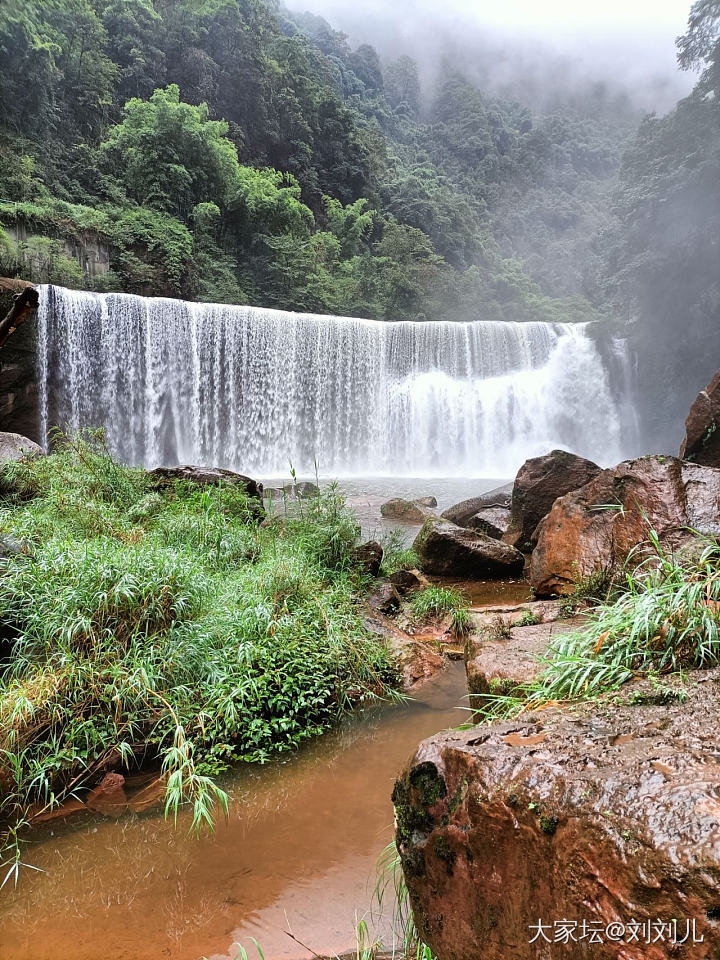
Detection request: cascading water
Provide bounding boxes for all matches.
[37,285,629,477]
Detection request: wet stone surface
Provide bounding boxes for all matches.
[395,669,720,960]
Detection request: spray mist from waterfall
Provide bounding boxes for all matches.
[37,285,630,477]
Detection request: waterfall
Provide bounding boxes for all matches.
[37,285,629,477]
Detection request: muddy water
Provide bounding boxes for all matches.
[0,664,468,960]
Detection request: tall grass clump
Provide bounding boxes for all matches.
[489,528,720,718]
[0,431,397,883]
[409,585,472,637]
[379,530,420,577]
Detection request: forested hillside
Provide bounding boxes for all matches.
[602,0,720,448]
[0,0,633,323]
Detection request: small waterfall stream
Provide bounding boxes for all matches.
[37,285,629,476]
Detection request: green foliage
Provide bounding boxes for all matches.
[0,432,397,877]
[0,0,629,320]
[410,586,467,620]
[485,528,720,719]
[100,84,242,219]
[379,531,419,577]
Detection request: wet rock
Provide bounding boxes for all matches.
[465,614,586,696]
[681,368,720,467]
[85,772,128,817]
[530,455,720,596]
[367,581,402,613]
[0,535,30,559]
[413,518,524,579]
[150,464,263,500]
[0,431,43,464]
[466,506,510,539]
[381,498,436,523]
[389,568,426,593]
[415,495,437,508]
[364,607,444,689]
[441,483,513,527]
[394,670,720,960]
[283,480,319,499]
[263,486,284,500]
[352,540,383,576]
[503,449,601,551]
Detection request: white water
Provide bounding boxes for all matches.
[37,285,628,476]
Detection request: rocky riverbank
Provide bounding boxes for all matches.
[393,366,720,959]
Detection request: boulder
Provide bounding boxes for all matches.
[149,465,263,503]
[394,671,720,960]
[466,506,510,539]
[283,480,320,499]
[351,540,383,576]
[0,431,43,465]
[415,495,437,508]
[680,368,720,467]
[381,498,435,523]
[441,482,513,528]
[529,455,720,596]
[503,449,601,551]
[388,568,426,593]
[367,581,402,613]
[363,607,445,689]
[413,518,524,578]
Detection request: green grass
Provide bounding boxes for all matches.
[409,586,472,637]
[378,530,420,577]
[484,526,720,718]
[0,431,397,883]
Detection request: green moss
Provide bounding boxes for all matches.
[433,834,456,871]
[539,815,559,835]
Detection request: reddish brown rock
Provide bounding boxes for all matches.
[413,518,524,579]
[85,772,128,817]
[394,671,720,960]
[681,369,720,467]
[363,607,444,689]
[388,568,427,593]
[529,455,720,596]
[465,614,586,696]
[351,540,383,576]
[367,581,402,613]
[441,483,513,527]
[503,449,601,551]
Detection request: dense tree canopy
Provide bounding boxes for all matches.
[0,0,638,324]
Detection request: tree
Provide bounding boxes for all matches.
[100,85,241,219]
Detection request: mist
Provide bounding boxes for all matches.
[287,0,694,114]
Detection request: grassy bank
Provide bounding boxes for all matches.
[0,432,397,881]
[489,529,720,718]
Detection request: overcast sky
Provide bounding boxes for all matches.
[290,0,695,111]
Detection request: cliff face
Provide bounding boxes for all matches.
[394,672,720,960]
[0,284,40,444]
